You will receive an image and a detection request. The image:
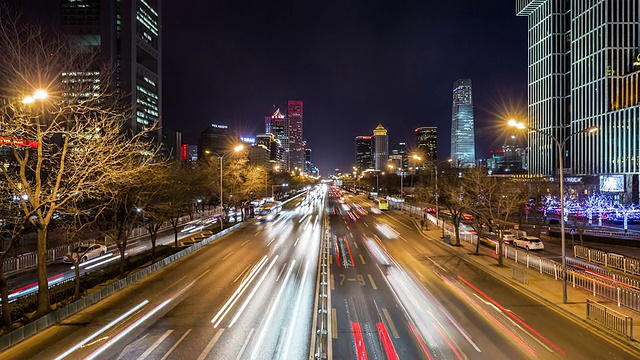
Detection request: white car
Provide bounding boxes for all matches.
[63,243,108,263]
[502,230,517,245]
[513,236,544,251]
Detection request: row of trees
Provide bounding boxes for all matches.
[0,9,315,329]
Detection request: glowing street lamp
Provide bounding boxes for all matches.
[22,89,48,104]
[509,119,597,304]
[214,144,245,229]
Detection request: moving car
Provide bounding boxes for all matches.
[63,243,108,263]
[513,236,544,251]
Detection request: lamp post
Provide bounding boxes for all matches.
[434,159,453,238]
[212,144,245,229]
[387,164,404,198]
[509,119,598,304]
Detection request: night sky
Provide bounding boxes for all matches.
[163,1,529,175]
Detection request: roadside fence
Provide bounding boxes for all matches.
[574,245,640,276]
[586,299,634,340]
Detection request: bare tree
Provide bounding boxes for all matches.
[0,10,159,314]
[462,167,497,255]
[0,191,30,330]
[438,171,468,246]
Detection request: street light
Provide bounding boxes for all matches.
[509,119,598,304]
[22,89,48,104]
[213,144,245,229]
[434,158,453,237]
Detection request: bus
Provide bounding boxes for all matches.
[256,201,282,221]
[378,198,388,210]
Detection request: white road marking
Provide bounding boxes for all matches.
[235,328,255,360]
[197,329,225,360]
[294,237,300,246]
[222,252,234,261]
[160,329,192,360]
[137,329,173,360]
[233,264,252,283]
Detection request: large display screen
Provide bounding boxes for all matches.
[599,175,624,192]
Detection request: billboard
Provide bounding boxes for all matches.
[599,175,624,192]
[288,100,303,116]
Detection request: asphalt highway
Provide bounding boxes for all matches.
[345,193,639,359]
[0,191,324,360]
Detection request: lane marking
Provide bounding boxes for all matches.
[197,329,224,360]
[267,237,276,247]
[329,255,333,265]
[368,274,377,290]
[282,261,310,358]
[54,300,149,360]
[228,256,280,327]
[330,274,335,290]
[332,308,338,339]
[294,237,300,246]
[194,269,211,283]
[276,262,287,281]
[233,263,252,283]
[160,329,192,360]
[137,329,173,360]
[235,328,254,360]
[353,241,358,249]
[359,255,366,265]
[241,239,250,247]
[382,309,399,338]
[222,252,234,261]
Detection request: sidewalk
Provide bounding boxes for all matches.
[407,216,640,350]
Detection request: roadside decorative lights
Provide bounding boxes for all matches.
[508,119,598,304]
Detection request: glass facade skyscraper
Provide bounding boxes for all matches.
[355,136,373,171]
[450,79,476,167]
[517,1,640,201]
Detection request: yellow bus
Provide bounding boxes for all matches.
[378,198,388,210]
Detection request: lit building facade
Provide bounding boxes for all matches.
[415,126,437,163]
[265,108,289,169]
[355,136,373,171]
[288,100,304,172]
[517,0,640,202]
[450,79,476,167]
[373,124,389,171]
[390,142,408,171]
[46,0,162,140]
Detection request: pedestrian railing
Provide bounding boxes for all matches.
[574,245,640,276]
[586,299,634,340]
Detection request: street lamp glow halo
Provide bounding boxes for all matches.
[33,89,48,100]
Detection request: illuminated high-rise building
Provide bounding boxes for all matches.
[450,79,476,167]
[415,126,437,163]
[288,100,304,172]
[355,136,373,171]
[19,0,163,140]
[517,1,640,202]
[373,124,389,171]
[265,108,289,168]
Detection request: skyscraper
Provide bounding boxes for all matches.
[450,79,476,167]
[517,1,640,201]
[265,108,289,169]
[288,100,304,171]
[415,126,438,163]
[355,136,373,171]
[373,124,389,171]
[45,0,162,139]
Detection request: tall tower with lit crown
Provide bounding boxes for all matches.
[373,124,389,171]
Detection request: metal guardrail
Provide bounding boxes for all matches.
[311,214,330,359]
[574,245,640,276]
[0,221,244,352]
[586,299,634,339]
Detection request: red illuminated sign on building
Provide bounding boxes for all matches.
[180,144,188,161]
[288,100,303,116]
[0,137,38,148]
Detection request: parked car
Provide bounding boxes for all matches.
[513,236,545,251]
[63,243,108,263]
